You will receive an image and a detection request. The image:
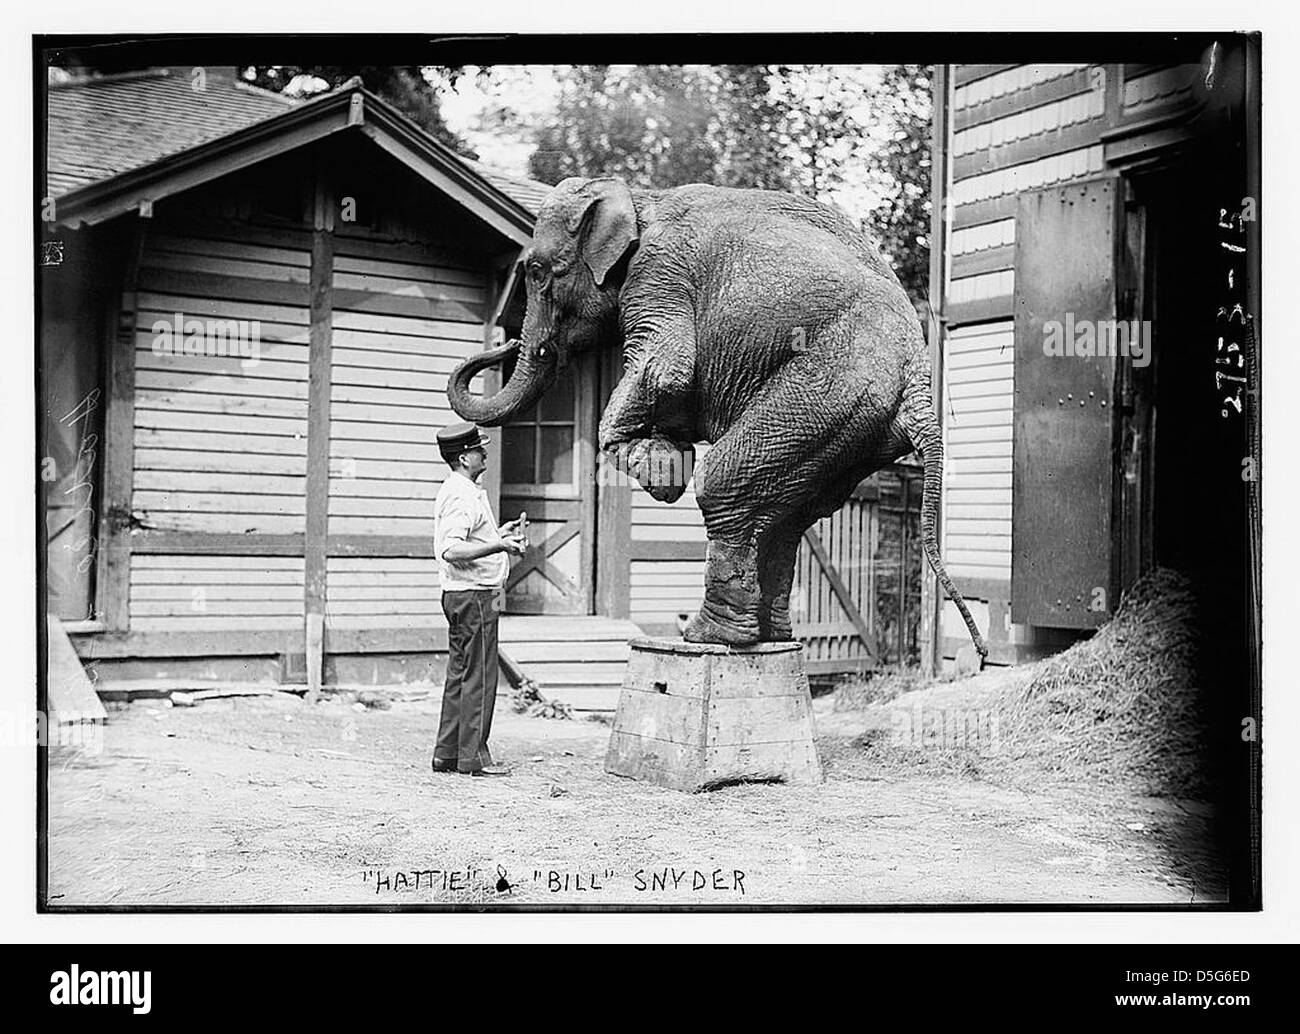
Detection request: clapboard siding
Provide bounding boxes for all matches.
[953,76,1102,155]
[132,231,311,538]
[326,244,490,540]
[951,218,1016,256]
[952,63,1091,113]
[128,554,304,631]
[1121,64,1198,114]
[325,557,447,624]
[629,559,706,628]
[952,144,1104,206]
[942,322,1015,583]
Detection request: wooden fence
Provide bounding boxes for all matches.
[791,462,923,674]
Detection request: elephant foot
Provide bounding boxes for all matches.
[616,437,694,504]
[683,606,759,646]
[758,606,794,642]
[683,539,761,646]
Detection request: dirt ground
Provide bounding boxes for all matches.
[45,666,1228,908]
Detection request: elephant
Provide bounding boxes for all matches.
[447,176,988,658]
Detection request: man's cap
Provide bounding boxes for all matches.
[437,421,491,462]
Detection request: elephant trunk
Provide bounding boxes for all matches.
[446,339,553,427]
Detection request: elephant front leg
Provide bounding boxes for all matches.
[683,538,762,646]
[599,350,697,504]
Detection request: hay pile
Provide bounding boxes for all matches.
[1002,568,1209,796]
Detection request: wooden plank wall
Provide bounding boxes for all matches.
[942,321,1015,584]
[130,554,304,632]
[324,229,489,632]
[129,224,311,633]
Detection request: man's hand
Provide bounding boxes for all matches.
[499,517,524,536]
[499,533,528,558]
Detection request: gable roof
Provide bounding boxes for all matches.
[47,68,296,197]
[465,160,553,214]
[46,71,550,236]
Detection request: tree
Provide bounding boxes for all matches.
[766,65,870,200]
[524,64,932,303]
[529,66,722,189]
[712,65,796,192]
[242,66,476,158]
[860,66,933,305]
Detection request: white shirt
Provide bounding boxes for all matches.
[434,470,509,591]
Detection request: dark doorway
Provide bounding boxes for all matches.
[1123,116,1256,905]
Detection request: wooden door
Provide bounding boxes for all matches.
[499,354,598,615]
[1011,178,1119,629]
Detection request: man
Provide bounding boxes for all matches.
[432,422,527,777]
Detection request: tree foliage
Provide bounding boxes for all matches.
[525,65,932,302]
[860,66,933,305]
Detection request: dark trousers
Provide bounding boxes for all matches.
[435,589,500,773]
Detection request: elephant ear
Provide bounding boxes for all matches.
[568,178,639,287]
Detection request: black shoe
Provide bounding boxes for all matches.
[469,764,511,778]
[431,758,458,773]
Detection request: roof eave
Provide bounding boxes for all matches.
[358,96,534,245]
[52,85,535,245]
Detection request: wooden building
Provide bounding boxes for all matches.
[43,69,922,710]
[925,44,1261,669]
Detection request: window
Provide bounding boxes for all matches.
[501,368,577,487]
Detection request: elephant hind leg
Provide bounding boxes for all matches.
[757,524,804,641]
[683,524,804,646]
[685,362,871,646]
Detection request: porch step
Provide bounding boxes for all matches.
[498,616,643,712]
[47,616,108,726]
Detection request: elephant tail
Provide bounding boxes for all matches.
[901,379,990,661]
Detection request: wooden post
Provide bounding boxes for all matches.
[96,221,144,632]
[595,347,631,618]
[576,351,599,614]
[303,175,335,700]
